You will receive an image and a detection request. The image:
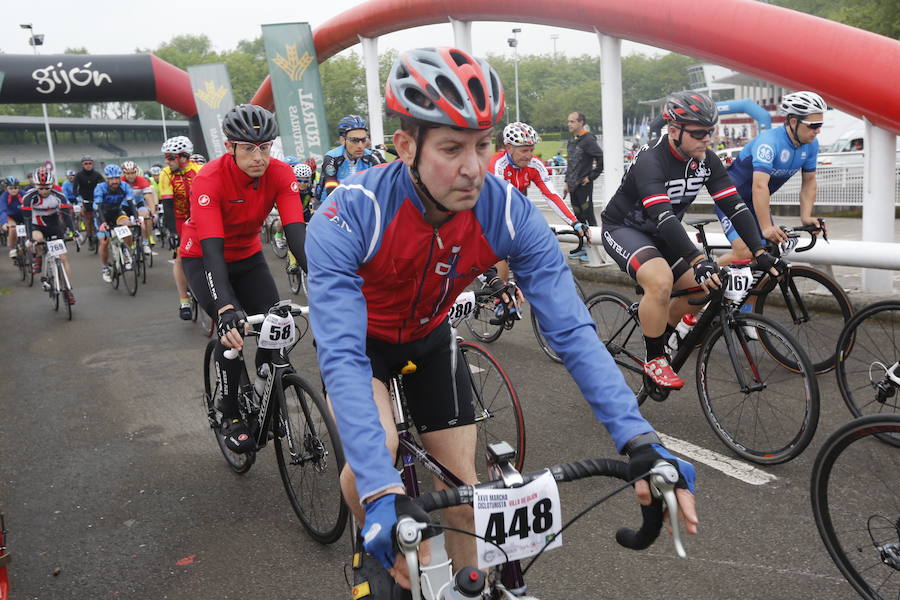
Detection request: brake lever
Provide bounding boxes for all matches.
[396,518,428,600]
[649,461,686,558]
[818,218,829,243]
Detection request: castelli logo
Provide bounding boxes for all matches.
[290,181,300,192]
[198,194,211,207]
[690,162,698,170]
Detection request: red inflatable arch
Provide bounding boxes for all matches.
[251,0,900,135]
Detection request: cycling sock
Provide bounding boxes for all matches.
[179,296,190,305]
[644,334,668,361]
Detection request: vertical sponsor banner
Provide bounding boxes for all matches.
[187,63,235,160]
[262,23,329,165]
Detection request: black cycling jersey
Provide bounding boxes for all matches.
[602,135,763,262]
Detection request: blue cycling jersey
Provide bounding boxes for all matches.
[62,180,78,202]
[727,126,818,201]
[93,181,135,210]
[306,160,654,502]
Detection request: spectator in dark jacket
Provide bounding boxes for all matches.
[564,112,603,230]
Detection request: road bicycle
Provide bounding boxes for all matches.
[835,300,900,427]
[349,289,526,597]
[810,414,900,599]
[36,237,75,321]
[107,222,139,296]
[188,291,214,337]
[587,218,819,464]
[155,204,178,258]
[12,224,34,286]
[394,443,686,599]
[286,256,308,301]
[705,218,852,373]
[268,214,289,259]
[202,300,347,543]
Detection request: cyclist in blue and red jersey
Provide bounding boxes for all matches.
[180,103,306,454]
[94,164,136,283]
[715,91,827,265]
[306,47,699,594]
[1,177,26,259]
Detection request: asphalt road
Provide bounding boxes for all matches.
[0,241,873,599]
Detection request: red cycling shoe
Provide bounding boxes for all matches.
[643,356,685,390]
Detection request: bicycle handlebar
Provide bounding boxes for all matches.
[222,301,309,359]
[554,226,586,254]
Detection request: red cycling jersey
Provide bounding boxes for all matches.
[488,150,578,226]
[179,155,304,262]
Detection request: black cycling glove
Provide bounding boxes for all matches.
[753,251,787,279]
[625,434,696,494]
[216,308,246,340]
[692,258,718,286]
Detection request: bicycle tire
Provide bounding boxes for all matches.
[754,265,854,373]
[16,248,26,281]
[464,284,504,344]
[811,414,900,600]
[697,312,819,464]
[203,340,256,473]
[147,243,154,268]
[835,301,900,443]
[531,279,587,363]
[274,373,348,544]
[584,290,647,401]
[25,247,34,287]
[271,230,288,259]
[50,261,60,311]
[460,340,526,474]
[121,246,139,296]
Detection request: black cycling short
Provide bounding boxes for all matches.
[601,222,691,280]
[366,320,475,434]
[182,251,278,319]
[97,205,125,228]
[33,214,65,241]
[5,213,24,225]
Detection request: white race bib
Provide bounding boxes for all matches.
[15,225,26,237]
[114,225,132,240]
[724,266,753,302]
[473,470,563,568]
[73,204,83,214]
[46,239,67,256]
[258,313,296,349]
[448,291,477,327]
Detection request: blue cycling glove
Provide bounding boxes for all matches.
[626,443,696,494]
[362,493,433,570]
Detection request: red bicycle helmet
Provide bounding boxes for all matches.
[385,47,504,130]
[32,165,55,186]
[304,157,317,173]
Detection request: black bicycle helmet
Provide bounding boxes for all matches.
[663,91,718,127]
[222,104,278,143]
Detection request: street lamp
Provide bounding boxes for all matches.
[550,33,559,58]
[20,23,56,169]
[507,28,521,122]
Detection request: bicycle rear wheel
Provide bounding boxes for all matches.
[754,265,853,373]
[464,285,504,344]
[697,312,819,464]
[460,341,525,475]
[16,248,26,281]
[835,301,900,443]
[274,373,348,544]
[203,340,256,473]
[531,280,586,363]
[584,290,647,401]
[24,247,34,287]
[811,414,900,600]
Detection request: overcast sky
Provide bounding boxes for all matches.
[2,1,667,60]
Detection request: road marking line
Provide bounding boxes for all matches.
[659,433,778,486]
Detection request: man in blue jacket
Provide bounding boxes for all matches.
[317,114,382,204]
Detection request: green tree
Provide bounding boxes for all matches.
[318,52,367,143]
[774,0,899,39]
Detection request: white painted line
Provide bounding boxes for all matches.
[658,432,778,486]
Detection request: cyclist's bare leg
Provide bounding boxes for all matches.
[420,424,477,570]
[32,230,45,256]
[667,268,707,326]
[173,254,189,299]
[99,237,109,265]
[334,378,400,527]
[7,218,16,249]
[717,236,753,268]
[634,257,674,337]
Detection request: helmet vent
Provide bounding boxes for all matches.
[467,78,486,111]
[404,86,434,110]
[435,76,463,108]
[449,50,470,67]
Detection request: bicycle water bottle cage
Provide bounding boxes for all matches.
[401,360,417,375]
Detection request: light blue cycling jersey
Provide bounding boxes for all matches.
[717,126,818,241]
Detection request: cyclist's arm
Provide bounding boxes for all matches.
[707,158,765,254]
[272,165,308,273]
[586,136,604,181]
[22,193,34,238]
[306,186,404,504]
[799,170,817,223]
[319,154,341,203]
[503,189,654,451]
[750,171,774,231]
[92,184,104,212]
[530,162,579,226]
[191,178,239,314]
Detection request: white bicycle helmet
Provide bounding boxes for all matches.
[780,91,827,116]
[292,163,313,180]
[161,136,194,155]
[121,160,138,172]
[503,122,540,146]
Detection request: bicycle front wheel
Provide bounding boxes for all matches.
[531,280,586,363]
[836,301,900,440]
[811,414,900,600]
[121,247,138,296]
[275,373,347,544]
[697,312,819,464]
[585,290,646,400]
[460,341,525,474]
[754,265,853,373]
[203,340,256,474]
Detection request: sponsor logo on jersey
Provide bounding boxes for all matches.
[198,194,211,207]
[757,144,775,162]
[800,151,807,159]
[780,149,791,163]
[290,181,300,193]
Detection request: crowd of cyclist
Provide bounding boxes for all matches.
[3,43,837,598]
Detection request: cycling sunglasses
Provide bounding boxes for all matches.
[679,126,716,140]
[296,179,310,183]
[345,136,369,144]
[800,120,824,130]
